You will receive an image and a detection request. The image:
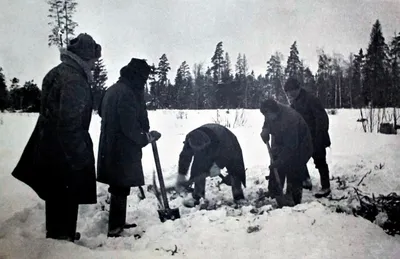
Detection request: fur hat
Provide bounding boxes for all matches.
[120,58,152,82]
[260,98,280,114]
[283,77,300,92]
[67,33,102,61]
[186,129,211,152]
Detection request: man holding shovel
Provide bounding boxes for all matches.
[283,77,332,198]
[97,58,161,237]
[260,98,313,207]
[175,123,246,208]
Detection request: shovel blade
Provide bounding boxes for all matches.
[157,208,181,223]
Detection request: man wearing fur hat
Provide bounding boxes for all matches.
[12,33,102,242]
[97,58,161,238]
[283,77,332,198]
[175,123,246,208]
[260,98,313,207]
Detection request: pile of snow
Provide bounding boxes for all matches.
[0,109,399,258]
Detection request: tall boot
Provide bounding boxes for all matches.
[66,202,79,242]
[231,174,245,201]
[291,185,303,205]
[46,199,80,242]
[277,183,295,208]
[302,166,312,190]
[108,194,127,238]
[315,166,331,198]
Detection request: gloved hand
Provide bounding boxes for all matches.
[209,163,221,178]
[182,196,200,208]
[146,130,161,143]
[269,160,282,171]
[271,146,281,157]
[260,128,270,144]
[175,174,188,193]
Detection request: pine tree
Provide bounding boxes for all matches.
[21,80,41,112]
[156,54,171,107]
[303,67,316,96]
[9,78,21,110]
[389,32,400,107]
[91,58,108,112]
[351,49,365,107]
[47,0,78,48]
[221,52,233,83]
[174,61,193,109]
[204,66,216,108]
[211,42,225,84]
[285,41,303,84]
[266,52,287,103]
[0,67,8,112]
[362,20,390,107]
[233,53,250,107]
[315,50,332,107]
[192,63,206,109]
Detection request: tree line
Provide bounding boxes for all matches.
[1,1,399,112]
[147,20,400,110]
[0,0,107,113]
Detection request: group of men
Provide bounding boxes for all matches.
[11,32,332,242]
[175,77,332,209]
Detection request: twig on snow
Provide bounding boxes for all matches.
[155,245,178,256]
[357,170,372,186]
[329,195,348,201]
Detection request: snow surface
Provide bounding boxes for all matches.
[0,109,399,259]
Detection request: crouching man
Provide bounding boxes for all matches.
[260,98,313,207]
[97,58,161,237]
[175,123,246,208]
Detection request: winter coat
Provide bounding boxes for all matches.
[178,123,246,187]
[96,76,150,188]
[289,89,331,152]
[11,49,97,204]
[262,103,313,172]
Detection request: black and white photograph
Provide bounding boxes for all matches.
[0,0,399,258]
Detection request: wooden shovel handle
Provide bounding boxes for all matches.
[266,141,283,192]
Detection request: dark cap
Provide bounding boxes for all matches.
[186,129,211,152]
[67,33,102,61]
[260,98,280,114]
[283,77,301,92]
[120,58,152,81]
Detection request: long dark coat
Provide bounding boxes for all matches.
[262,103,313,172]
[178,123,246,188]
[11,50,97,204]
[289,89,331,153]
[96,76,150,188]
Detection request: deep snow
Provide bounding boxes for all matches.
[0,109,399,258]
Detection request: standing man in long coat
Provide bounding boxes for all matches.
[283,77,332,198]
[11,33,102,242]
[97,58,161,238]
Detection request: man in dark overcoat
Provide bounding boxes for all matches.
[260,98,313,207]
[284,77,332,198]
[175,123,246,208]
[11,33,102,242]
[97,58,161,237]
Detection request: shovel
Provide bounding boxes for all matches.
[265,141,282,191]
[265,141,290,207]
[151,140,181,223]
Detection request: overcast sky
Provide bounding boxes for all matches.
[1,0,400,87]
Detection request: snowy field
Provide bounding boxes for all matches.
[0,109,399,259]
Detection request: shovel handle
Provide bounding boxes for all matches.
[151,141,170,210]
[266,141,283,192]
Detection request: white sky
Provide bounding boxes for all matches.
[1,0,400,87]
